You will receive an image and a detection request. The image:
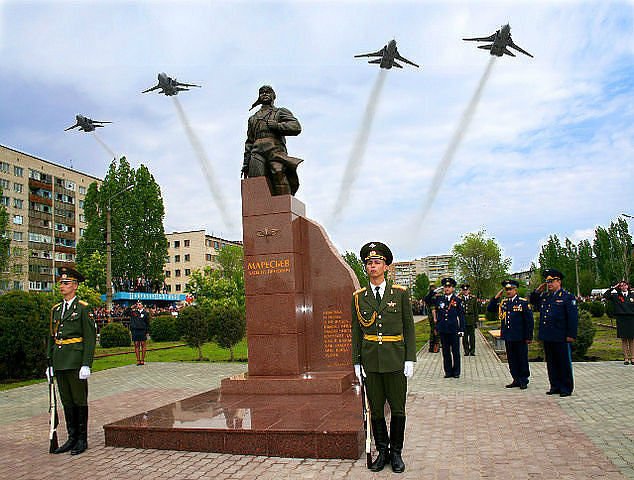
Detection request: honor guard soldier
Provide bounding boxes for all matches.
[352,242,416,474]
[45,267,96,455]
[487,279,533,389]
[530,269,578,397]
[433,277,465,378]
[460,283,478,356]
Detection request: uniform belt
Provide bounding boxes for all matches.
[363,334,403,342]
[55,337,83,345]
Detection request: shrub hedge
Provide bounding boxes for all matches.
[100,322,131,348]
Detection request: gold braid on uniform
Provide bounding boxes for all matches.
[498,299,507,324]
[50,302,62,337]
[392,284,407,291]
[354,287,376,327]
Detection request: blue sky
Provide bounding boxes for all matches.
[1,0,633,271]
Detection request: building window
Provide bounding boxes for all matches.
[13,281,23,290]
[13,198,23,209]
[174,255,180,262]
[13,231,23,241]
[12,264,22,274]
[175,284,181,292]
[185,269,191,276]
[12,215,23,225]
[13,182,23,193]
[79,200,85,208]
[0,161,9,173]
[175,269,181,277]
[79,228,86,237]
[79,186,87,195]
[14,166,23,177]
[174,240,180,248]
[214,241,219,249]
[165,271,171,277]
[0,178,9,189]
[184,254,190,262]
[0,196,8,207]
[184,239,190,247]
[205,254,212,261]
[165,256,170,263]
[206,239,212,247]
[79,214,86,222]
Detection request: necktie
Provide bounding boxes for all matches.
[62,301,68,317]
[375,286,381,304]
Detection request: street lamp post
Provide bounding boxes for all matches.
[105,184,134,321]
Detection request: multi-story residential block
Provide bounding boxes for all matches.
[0,145,101,292]
[388,261,417,291]
[414,254,455,283]
[164,230,242,293]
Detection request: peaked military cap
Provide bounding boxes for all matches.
[501,279,520,288]
[58,266,85,283]
[360,242,393,266]
[461,283,470,290]
[543,268,563,281]
[441,277,457,287]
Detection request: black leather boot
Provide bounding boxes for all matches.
[71,406,88,455]
[390,415,406,473]
[369,418,390,472]
[54,407,77,454]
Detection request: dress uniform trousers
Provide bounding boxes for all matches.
[56,370,88,407]
[365,371,407,419]
[543,341,574,395]
[440,333,461,377]
[505,341,530,386]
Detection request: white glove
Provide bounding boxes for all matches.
[458,332,464,337]
[45,366,54,381]
[79,366,91,380]
[403,361,414,378]
[354,364,365,383]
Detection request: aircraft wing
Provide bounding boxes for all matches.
[142,84,161,93]
[508,39,534,58]
[392,61,404,69]
[354,47,385,58]
[463,33,496,42]
[176,81,201,88]
[64,123,79,131]
[394,51,420,68]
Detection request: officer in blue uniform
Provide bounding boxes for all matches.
[352,242,416,474]
[529,269,578,397]
[487,279,533,389]
[433,277,465,378]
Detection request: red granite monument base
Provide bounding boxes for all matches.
[104,386,364,458]
[104,177,364,458]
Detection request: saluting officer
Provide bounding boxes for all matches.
[352,242,416,474]
[529,269,578,397]
[45,267,96,455]
[433,277,465,378]
[487,279,533,389]
[460,283,478,356]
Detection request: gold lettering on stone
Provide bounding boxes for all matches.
[323,309,351,367]
[246,257,291,276]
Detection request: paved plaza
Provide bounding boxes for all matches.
[2,332,633,479]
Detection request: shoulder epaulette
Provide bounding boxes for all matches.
[354,287,367,296]
[52,302,62,310]
[392,284,407,291]
[78,300,89,306]
[519,297,528,301]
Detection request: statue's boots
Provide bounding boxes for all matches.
[54,407,77,454]
[390,415,406,473]
[71,406,88,455]
[273,172,291,195]
[369,418,390,472]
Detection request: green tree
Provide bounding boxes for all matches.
[216,245,245,305]
[177,305,210,360]
[593,218,632,285]
[0,184,10,284]
[187,267,242,308]
[76,250,107,292]
[207,303,246,361]
[412,273,430,300]
[77,157,168,288]
[451,230,511,298]
[343,251,368,286]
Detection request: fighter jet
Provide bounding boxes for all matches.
[64,115,111,132]
[355,39,420,69]
[142,72,201,96]
[463,24,533,58]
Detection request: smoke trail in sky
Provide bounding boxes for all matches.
[414,56,496,236]
[172,97,234,229]
[330,69,388,226]
[92,132,116,159]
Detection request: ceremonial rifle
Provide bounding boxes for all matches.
[360,374,372,468]
[48,363,59,453]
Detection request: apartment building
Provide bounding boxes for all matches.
[0,144,101,292]
[415,254,455,283]
[388,261,417,291]
[164,230,242,293]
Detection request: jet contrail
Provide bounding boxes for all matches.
[92,132,116,159]
[330,69,388,225]
[413,56,496,236]
[172,97,234,229]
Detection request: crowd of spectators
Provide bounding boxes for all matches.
[112,276,168,294]
[91,302,184,332]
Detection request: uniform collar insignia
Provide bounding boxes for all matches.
[387,301,396,307]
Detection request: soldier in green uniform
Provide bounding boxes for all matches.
[352,242,416,474]
[460,284,479,356]
[45,267,96,455]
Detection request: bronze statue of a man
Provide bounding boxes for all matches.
[242,85,303,196]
